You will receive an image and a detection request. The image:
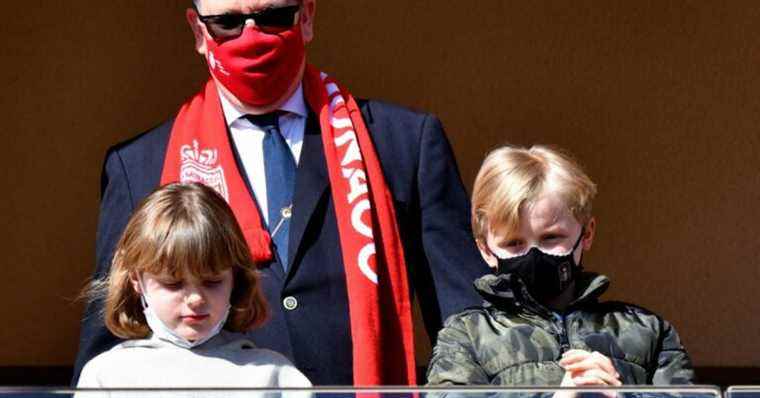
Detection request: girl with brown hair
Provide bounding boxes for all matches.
[77,183,310,388]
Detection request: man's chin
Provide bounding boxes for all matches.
[219,85,286,115]
[212,62,305,114]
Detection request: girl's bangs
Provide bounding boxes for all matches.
[136,217,235,279]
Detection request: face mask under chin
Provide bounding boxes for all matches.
[141,303,230,349]
[138,279,230,349]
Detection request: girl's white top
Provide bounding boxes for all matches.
[77,330,311,389]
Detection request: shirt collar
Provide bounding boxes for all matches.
[218,82,307,127]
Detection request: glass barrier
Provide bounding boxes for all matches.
[0,386,723,398]
[727,386,760,398]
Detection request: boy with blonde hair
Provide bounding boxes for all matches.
[427,145,694,386]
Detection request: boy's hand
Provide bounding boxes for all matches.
[555,350,620,398]
[560,349,622,386]
[557,349,621,398]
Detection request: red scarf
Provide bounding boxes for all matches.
[160,65,416,386]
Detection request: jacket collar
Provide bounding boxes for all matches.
[473,271,610,316]
[120,330,257,352]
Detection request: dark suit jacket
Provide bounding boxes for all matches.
[73,99,490,385]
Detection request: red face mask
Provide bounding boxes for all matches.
[205,24,306,107]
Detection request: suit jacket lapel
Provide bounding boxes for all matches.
[286,110,329,275]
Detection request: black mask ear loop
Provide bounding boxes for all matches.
[571,226,586,270]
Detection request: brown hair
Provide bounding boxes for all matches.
[471,145,597,246]
[91,182,268,339]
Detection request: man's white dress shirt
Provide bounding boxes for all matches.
[219,84,307,226]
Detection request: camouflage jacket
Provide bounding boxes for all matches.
[426,272,694,386]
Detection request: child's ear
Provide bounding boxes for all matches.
[582,217,596,250]
[128,271,143,295]
[476,239,498,269]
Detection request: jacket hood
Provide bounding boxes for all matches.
[473,271,610,314]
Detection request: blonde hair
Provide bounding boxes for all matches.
[91,182,268,339]
[471,145,597,245]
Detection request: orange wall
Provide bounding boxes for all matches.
[1,1,758,368]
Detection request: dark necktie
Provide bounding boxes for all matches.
[246,113,296,270]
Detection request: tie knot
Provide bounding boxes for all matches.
[245,113,281,132]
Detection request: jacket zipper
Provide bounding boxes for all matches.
[554,313,571,353]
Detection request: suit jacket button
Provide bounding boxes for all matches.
[283,296,298,311]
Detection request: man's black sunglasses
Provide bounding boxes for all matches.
[197,5,300,39]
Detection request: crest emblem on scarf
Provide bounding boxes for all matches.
[179,140,229,200]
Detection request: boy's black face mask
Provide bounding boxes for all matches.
[496,229,585,300]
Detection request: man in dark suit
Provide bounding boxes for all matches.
[73,0,489,385]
